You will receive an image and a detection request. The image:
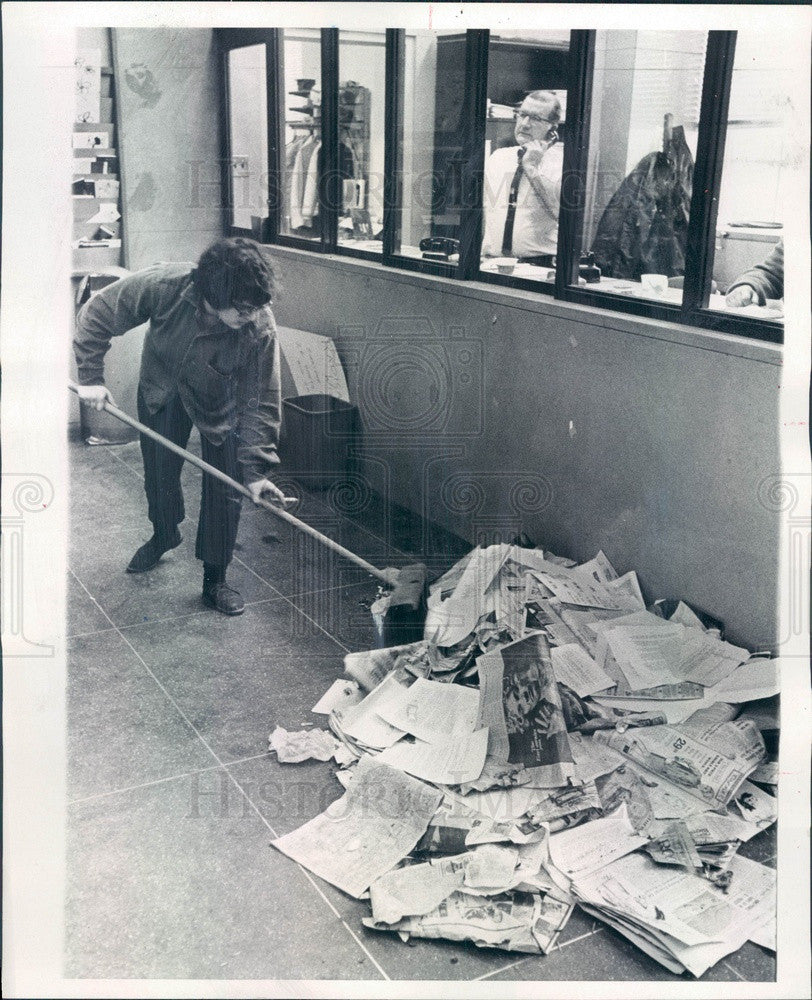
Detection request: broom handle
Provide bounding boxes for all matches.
[68,382,391,584]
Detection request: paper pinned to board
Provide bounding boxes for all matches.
[276,325,349,402]
[75,50,101,124]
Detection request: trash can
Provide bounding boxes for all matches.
[281,394,360,489]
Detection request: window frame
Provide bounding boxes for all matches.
[216,26,785,345]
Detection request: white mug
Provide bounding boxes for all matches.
[640,273,669,296]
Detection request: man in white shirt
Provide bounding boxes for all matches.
[481,91,563,265]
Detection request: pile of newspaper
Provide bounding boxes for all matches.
[271,544,779,975]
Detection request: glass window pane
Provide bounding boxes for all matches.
[280,28,322,241]
[395,30,463,263]
[579,30,707,305]
[336,31,386,254]
[706,32,799,327]
[479,30,570,281]
[227,45,268,233]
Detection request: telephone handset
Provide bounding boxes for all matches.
[419,237,460,261]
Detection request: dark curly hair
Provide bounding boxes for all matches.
[193,238,276,310]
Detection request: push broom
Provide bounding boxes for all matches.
[69,381,427,646]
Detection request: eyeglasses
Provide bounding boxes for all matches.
[513,110,556,126]
[232,301,270,317]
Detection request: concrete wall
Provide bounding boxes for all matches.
[269,247,781,650]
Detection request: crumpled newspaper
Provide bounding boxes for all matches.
[268,726,348,764]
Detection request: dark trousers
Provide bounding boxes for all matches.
[137,388,243,567]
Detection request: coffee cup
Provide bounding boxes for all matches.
[640,273,669,296]
[492,257,518,275]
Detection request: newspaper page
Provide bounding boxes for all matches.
[593,718,761,809]
[722,854,776,950]
[377,728,489,785]
[542,572,639,611]
[572,852,732,949]
[424,543,514,647]
[604,570,646,608]
[571,550,620,584]
[598,621,686,690]
[597,681,704,701]
[476,632,574,786]
[550,643,615,697]
[311,678,364,715]
[644,820,704,869]
[343,641,433,692]
[677,630,750,687]
[617,759,711,820]
[369,858,465,924]
[333,671,412,750]
[575,847,774,972]
[375,677,480,742]
[526,783,603,825]
[548,805,647,879]
[594,765,655,832]
[730,779,778,831]
[707,658,781,703]
[272,758,443,898]
[567,731,628,784]
[364,888,574,954]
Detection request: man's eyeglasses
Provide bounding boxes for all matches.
[513,110,556,126]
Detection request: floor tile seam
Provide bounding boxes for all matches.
[233,555,351,654]
[67,560,288,639]
[81,450,441,568]
[107,447,150,482]
[70,487,383,978]
[113,595,287,632]
[721,959,749,981]
[66,626,121,641]
[66,751,273,808]
[307,511,412,562]
[219,766,390,980]
[69,567,230,773]
[469,925,604,981]
[237,574,383,604]
[472,955,532,981]
[90,447,407,573]
[554,926,604,951]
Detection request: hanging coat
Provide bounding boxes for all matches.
[591,125,694,280]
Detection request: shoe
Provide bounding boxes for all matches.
[202,582,245,616]
[126,530,182,573]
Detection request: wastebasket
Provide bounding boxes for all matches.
[281,394,360,489]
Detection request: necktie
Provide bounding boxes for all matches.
[501,146,525,256]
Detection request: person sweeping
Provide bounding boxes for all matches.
[74,237,287,616]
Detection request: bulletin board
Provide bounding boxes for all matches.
[112,28,224,270]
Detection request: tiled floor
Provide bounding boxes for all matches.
[66,437,777,982]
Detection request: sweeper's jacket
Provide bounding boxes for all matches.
[74,262,282,482]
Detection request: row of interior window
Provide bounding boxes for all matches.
[223,28,802,341]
